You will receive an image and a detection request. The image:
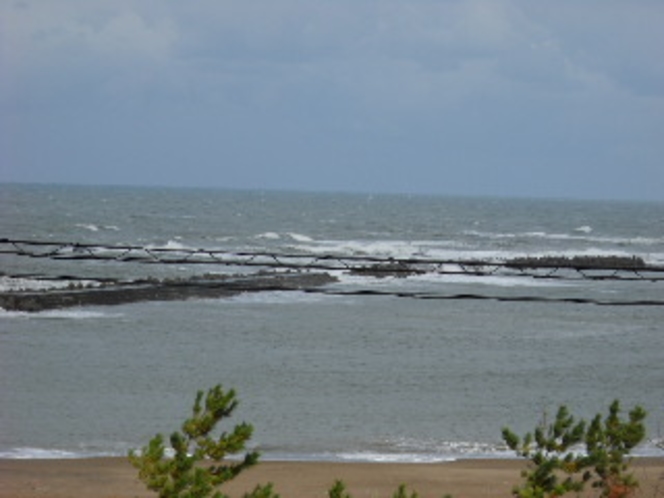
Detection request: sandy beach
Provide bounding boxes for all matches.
[1,458,662,498]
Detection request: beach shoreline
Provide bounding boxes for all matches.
[1,457,662,498]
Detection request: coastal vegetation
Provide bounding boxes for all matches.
[502,400,646,498]
[129,385,648,498]
[128,385,273,498]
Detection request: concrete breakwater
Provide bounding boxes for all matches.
[0,272,337,312]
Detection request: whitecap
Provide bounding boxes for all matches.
[0,448,84,459]
[466,229,664,248]
[336,451,454,463]
[0,308,118,320]
[39,309,117,319]
[0,444,129,459]
[287,233,314,242]
[150,240,189,250]
[255,232,280,240]
[0,276,100,292]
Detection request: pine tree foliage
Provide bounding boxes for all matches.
[129,385,648,498]
[585,401,646,497]
[128,385,276,498]
[328,480,420,498]
[328,480,352,498]
[502,400,646,498]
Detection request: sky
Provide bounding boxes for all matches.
[1,1,663,201]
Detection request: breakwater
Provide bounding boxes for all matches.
[0,272,337,312]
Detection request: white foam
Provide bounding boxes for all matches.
[158,240,188,250]
[252,236,557,266]
[0,276,100,293]
[336,451,454,463]
[75,223,99,232]
[465,229,664,247]
[298,239,429,260]
[0,308,117,320]
[287,233,314,242]
[0,443,132,459]
[255,232,280,240]
[0,448,86,459]
[334,267,568,289]
[334,438,514,463]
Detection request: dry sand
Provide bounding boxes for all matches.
[1,457,662,498]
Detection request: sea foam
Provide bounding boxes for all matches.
[0,308,117,320]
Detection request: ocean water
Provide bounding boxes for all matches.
[1,184,663,461]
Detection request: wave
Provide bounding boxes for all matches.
[335,451,456,463]
[320,437,515,463]
[0,448,85,459]
[0,442,133,459]
[287,233,314,243]
[3,437,660,461]
[0,308,118,320]
[294,239,440,260]
[50,227,661,266]
[150,239,189,250]
[464,229,664,247]
[254,232,314,242]
[255,232,281,240]
[333,271,570,289]
[75,223,120,232]
[257,438,664,463]
[0,441,503,462]
[310,240,663,267]
[0,447,121,459]
[0,276,101,293]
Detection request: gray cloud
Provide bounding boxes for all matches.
[2,0,662,200]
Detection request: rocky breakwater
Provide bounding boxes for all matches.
[0,271,338,312]
[504,255,648,270]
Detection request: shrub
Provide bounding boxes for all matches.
[128,384,277,498]
[130,385,647,498]
[502,400,646,498]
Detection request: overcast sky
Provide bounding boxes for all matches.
[1,1,663,201]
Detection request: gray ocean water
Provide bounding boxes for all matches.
[1,184,663,461]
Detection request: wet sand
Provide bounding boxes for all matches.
[1,457,662,498]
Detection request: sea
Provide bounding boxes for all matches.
[1,183,663,462]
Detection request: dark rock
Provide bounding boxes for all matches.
[505,255,647,270]
[348,263,427,278]
[0,272,337,312]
